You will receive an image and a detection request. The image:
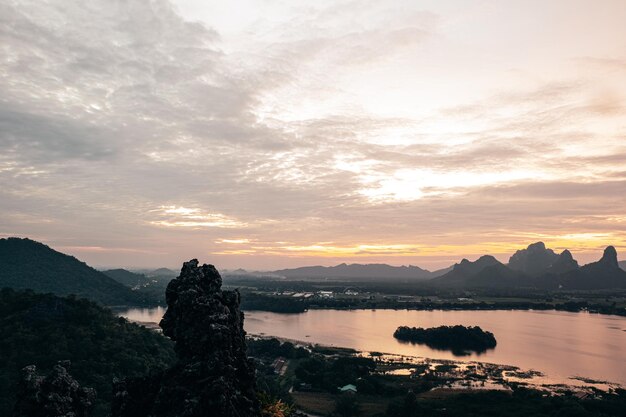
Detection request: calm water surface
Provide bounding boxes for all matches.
[120,307,626,385]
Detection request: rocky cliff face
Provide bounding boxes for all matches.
[545,249,579,275]
[431,255,503,286]
[112,259,259,417]
[557,246,626,289]
[13,361,96,417]
[508,242,560,276]
[598,246,619,269]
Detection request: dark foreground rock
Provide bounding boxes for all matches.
[112,259,259,417]
[13,361,96,417]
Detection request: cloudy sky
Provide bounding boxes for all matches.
[1,0,625,270]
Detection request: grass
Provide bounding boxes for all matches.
[291,392,392,417]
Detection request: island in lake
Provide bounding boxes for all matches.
[394,325,497,356]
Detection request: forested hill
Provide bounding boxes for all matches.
[102,268,152,288]
[0,237,151,305]
[0,288,176,417]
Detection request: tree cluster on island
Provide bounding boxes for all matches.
[393,325,497,355]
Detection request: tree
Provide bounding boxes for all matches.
[334,395,361,417]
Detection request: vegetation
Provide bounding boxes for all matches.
[228,283,626,317]
[0,238,153,305]
[102,269,152,288]
[384,389,626,417]
[240,292,307,313]
[259,394,294,417]
[104,269,173,305]
[264,342,626,417]
[294,356,376,393]
[393,325,497,355]
[334,394,361,417]
[247,337,310,359]
[0,288,176,417]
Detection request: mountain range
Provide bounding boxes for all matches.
[2,237,626,298]
[129,267,178,278]
[0,238,151,305]
[271,242,626,290]
[431,243,625,289]
[102,269,152,288]
[271,263,452,281]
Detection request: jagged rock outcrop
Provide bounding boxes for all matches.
[555,246,626,289]
[13,361,96,417]
[430,255,508,287]
[598,246,619,268]
[112,259,259,417]
[456,255,501,275]
[508,242,560,276]
[545,249,579,275]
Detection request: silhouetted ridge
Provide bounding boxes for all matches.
[273,263,448,280]
[112,259,259,417]
[102,269,151,288]
[554,246,626,289]
[0,238,147,305]
[600,246,619,268]
[430,255,511,287]
[429,244,626,290]
[545,250,579,275]
[508,242,559,276]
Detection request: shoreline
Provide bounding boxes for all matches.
[117,307,626,389]
[114,303,626,319]
[247,332,624,393]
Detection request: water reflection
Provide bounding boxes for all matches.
[118,307,626,386]
[394,339,495,357]
[118,306,166,329]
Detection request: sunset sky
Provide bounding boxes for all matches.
[1,0,625,270]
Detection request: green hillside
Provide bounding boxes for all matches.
[0,238,152,305]
[103,268,152,288]
[0,288,176,416]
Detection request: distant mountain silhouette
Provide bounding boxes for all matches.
[0,238,150,305]
[223,268,253,276]
[466,263,530,288]
[619,260,626,271]
[545,249,579,275]
[149,267,177,277]
[430,255,527,287]
[103,269,152,288]
[552,246,626,290]
[128,267,178,283]
[273,263,450,280]
[508,242,579,277]
[508,242,558,276]
[431,245,625,290]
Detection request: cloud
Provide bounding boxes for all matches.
[149,206,248,229]
[0,0,625,269]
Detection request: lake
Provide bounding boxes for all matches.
[119,307,626,386]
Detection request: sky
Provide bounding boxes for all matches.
[1,0,625,270]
